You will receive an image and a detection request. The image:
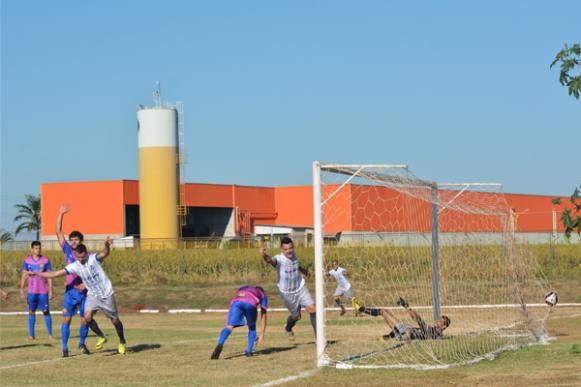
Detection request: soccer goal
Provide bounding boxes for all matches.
[312,162,551,369]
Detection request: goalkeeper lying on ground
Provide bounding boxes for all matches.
[352,297,450,341]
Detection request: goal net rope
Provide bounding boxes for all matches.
[314,163,551,369]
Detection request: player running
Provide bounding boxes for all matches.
[29,238,128,355]
[56,204,106,357]
[352,297,450,341]
[260,237,317,340]
[211,285,268,359]
[325,259,353,316]
[20,241,53,340]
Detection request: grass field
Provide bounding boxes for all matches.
[1,307,580,386]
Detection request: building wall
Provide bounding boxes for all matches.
[41,181,125,237]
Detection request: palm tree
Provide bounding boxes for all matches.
[14,194,41,240]
[0,229,13,244]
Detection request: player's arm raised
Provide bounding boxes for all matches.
[56,203,70,247]
[96,237,113,261]
[259,245,276,268]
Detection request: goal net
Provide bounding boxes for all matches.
[312,162,551,369]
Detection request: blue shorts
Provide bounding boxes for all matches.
[27,293,49,312]
[62,288,87,317]
[227,301,258,328]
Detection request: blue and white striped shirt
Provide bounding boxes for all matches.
[274,253,305,293]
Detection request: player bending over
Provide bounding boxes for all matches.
[29,238,128,355]
[20,241,53,341]
[260,237,317,340]
[56,204,106,357]
[325,259,353,316]
[352,297,450,341]
[211,285,268,359]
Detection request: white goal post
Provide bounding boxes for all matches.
[312,161,551,369]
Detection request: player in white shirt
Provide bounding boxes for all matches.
[30,238,128,355]
[260,237,317,340]
[325,259,353,316]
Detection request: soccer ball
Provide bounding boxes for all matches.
[544,291,559,307]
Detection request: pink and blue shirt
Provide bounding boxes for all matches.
[230,286,268,310]
[23,256,52,294]
[61,241,85,292]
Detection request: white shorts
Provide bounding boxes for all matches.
[279,286,314,318]
[334,287,353,300]
[85,293,119,320]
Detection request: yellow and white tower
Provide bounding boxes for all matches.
[137,88,179,243]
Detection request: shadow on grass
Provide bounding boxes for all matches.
[224,345,298,359]
[101,343,162,356]
[0,343,54,351]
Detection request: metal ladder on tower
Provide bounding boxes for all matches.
[176,101,188,229]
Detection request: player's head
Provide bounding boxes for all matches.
[69,230,84,248]
[436,315,451,331]
[331,259,339,269]
[73,243,89,262]
[255,286,265,294]
[280,236,294,258]
[30,241,41,256]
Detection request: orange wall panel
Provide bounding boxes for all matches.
[184,184,233,208]
[123,180,139,205]
[41,181,125,237]
[233,186,275,213]
[274,186,314,228]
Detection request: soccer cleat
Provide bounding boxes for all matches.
[397,297,409,309]
[79,344,91,355]
[118,343,126,355]
[210,344,223,360]
[284,327,295,341]
[48,335,54,341]
[62,350,69,358]
[351,297,363,313]
[95,336,108,351]
[339,306,346,316]
[245,351,253,357]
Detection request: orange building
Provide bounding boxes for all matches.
[40,180,570,241]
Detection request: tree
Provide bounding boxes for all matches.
[552,185,581,239]
[550,43,581,99]
[14,194,41,240]
[0,229,13,243]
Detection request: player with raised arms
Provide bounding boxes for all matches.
[325,258,353,316]
[211,285,268,359]
[29,238,128,355]
[259,237,317,340]
[56,203,106,357]
[20,241,53,340]
[352,296,450,341]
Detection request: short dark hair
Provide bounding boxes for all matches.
[442,315,451,328]
[69,231,84,241]
[31,241,41,248]
[280,237,294,246]
[256,286,265,293]
[75,244,88,254]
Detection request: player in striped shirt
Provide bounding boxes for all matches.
[260,237,317,340]
[19,241,53,340]
[325,259,353,316]
[56,204,106,357]
[30,238,128,355]
[211,285,268,359]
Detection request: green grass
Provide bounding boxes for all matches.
[0,308,580,386]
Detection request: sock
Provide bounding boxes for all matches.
[88,319,105,337]
[362,307,381,316]
[43,311,52,336]
[114,320,126,344]
[218,328,231,346]
[79,323,89,346]
[28,314,36,338]
[310,313,317,336]
[61,323,70,351]
[285,316,297,332]
[246,327,257,353]
[335,299,344,308]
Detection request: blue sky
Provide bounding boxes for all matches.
[1,1,579,238]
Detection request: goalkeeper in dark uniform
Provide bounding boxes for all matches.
[352,297,450,341]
